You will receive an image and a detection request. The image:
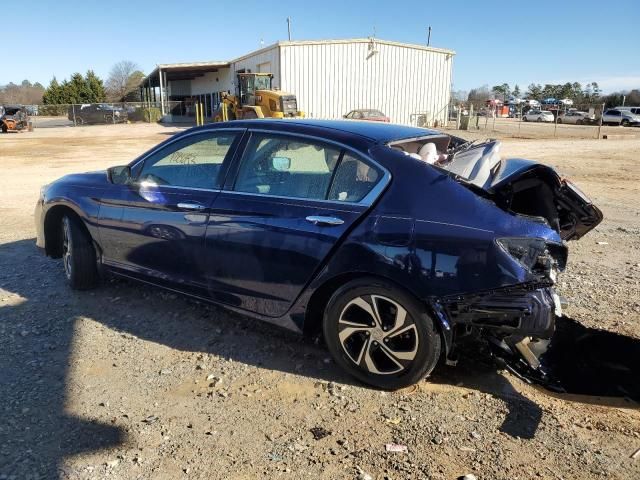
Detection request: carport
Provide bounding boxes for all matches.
[139,61,230,119]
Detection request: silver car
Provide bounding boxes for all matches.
[558,111,595,125]
[523,110,555,122]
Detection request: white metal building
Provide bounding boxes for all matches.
[140,38,455,126]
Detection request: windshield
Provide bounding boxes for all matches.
[254,76,271,90]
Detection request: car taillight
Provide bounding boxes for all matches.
[496,237,567,279]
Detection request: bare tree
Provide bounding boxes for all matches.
[106,60,141,101]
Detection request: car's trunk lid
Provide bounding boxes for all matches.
[441,141,603,240]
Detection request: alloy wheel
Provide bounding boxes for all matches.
[62,217,73,279]
[337,295,419,375]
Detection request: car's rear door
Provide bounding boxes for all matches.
[98,129,244,296]
[203,130,388,317]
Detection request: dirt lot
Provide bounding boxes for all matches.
[1,123,639,480]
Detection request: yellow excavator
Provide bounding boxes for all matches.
[214,72,304,121]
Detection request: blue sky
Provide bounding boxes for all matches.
[2,0,638,93]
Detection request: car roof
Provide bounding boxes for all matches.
[196,119,440,146]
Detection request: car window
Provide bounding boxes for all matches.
[352,111,363,119]
[234,134,342,200]
[345,111,353,119]
[328,153,381,203]
[137,132,238,189]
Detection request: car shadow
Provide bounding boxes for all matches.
[2,238,639,476]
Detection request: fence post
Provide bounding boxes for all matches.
[596,102,605,139]
[518,106,522,135]
[554,109,559,137]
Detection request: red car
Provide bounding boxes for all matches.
[343,109,390,122]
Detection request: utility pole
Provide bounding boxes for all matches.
[287,17,292,41]
[427,26,431,46]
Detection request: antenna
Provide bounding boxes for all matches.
[287,17,292,41]
[427,26,432,46]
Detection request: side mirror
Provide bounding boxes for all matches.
[107,165,132,184]
[271,156,291,172]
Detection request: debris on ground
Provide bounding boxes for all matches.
[310,426,331,440]
[384,443,408,453]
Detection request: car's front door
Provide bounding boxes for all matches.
[203,131,386,317]
[98,129,243,295]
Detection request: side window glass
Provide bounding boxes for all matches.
[138,132,237,189]
[234,134,341,200]
[329,154,381,202]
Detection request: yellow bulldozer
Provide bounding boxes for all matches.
[214,72,304,122]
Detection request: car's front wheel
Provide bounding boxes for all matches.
[622,119,630,127]
[323,278,441,390]
[61,215,99,289]
[523,116,528,122]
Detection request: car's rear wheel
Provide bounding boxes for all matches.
[622,119,630,127]
[61,215,99,289]
[557,118,563,124]
[523,116,528,122]
[1,123,7,133]
[323,278,441,390]
[537,117,543,122]
[576,119,583,125]
[75,117,84,126]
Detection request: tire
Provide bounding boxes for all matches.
[61,215,99,290]
[323,278,441,390]
[1,124,7,133]
[75,117,84,126]
[576,119,583,125]
[622,119,630,127]
[104,115,113,124]
[537,117,543,122]
[557,118,563,124]
[523,116,528,122]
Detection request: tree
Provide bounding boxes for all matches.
[467,84,491,110]
[492,83,510,102]
[525,83,542,100]
[42,77,63,104]
[512,84,521,99]
[85,70,106,102]
[106,60,142,101]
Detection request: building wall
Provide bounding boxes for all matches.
[231,46,281,89]
[189,70,232,95]
[279,41,453,125]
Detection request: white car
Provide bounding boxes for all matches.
[558,111,595,125]
[523,110,555,122]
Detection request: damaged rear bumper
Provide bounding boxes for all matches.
[435,285,560,369]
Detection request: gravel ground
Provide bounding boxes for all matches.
[1,124,639,480]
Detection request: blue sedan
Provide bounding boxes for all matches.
[34,119,602,389]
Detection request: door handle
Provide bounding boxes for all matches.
[177,202,206,211]
[305,215,344,226]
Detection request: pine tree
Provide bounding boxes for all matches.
[85,70,106,102]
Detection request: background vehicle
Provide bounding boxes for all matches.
[343,109,390,122]
[35,120,602,389]
[601,109,640,126]
[67,104,127,125]
[1,105,29,133]
[558,111,595,125]
[523,110,555,122]
[214,72,304,121]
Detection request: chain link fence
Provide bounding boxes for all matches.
[443,102,623,139]
[25,101,188,128]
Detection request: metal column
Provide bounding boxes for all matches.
[159,68,165,116]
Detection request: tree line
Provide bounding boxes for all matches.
[0,61,145,106]
[456,81,637,109]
